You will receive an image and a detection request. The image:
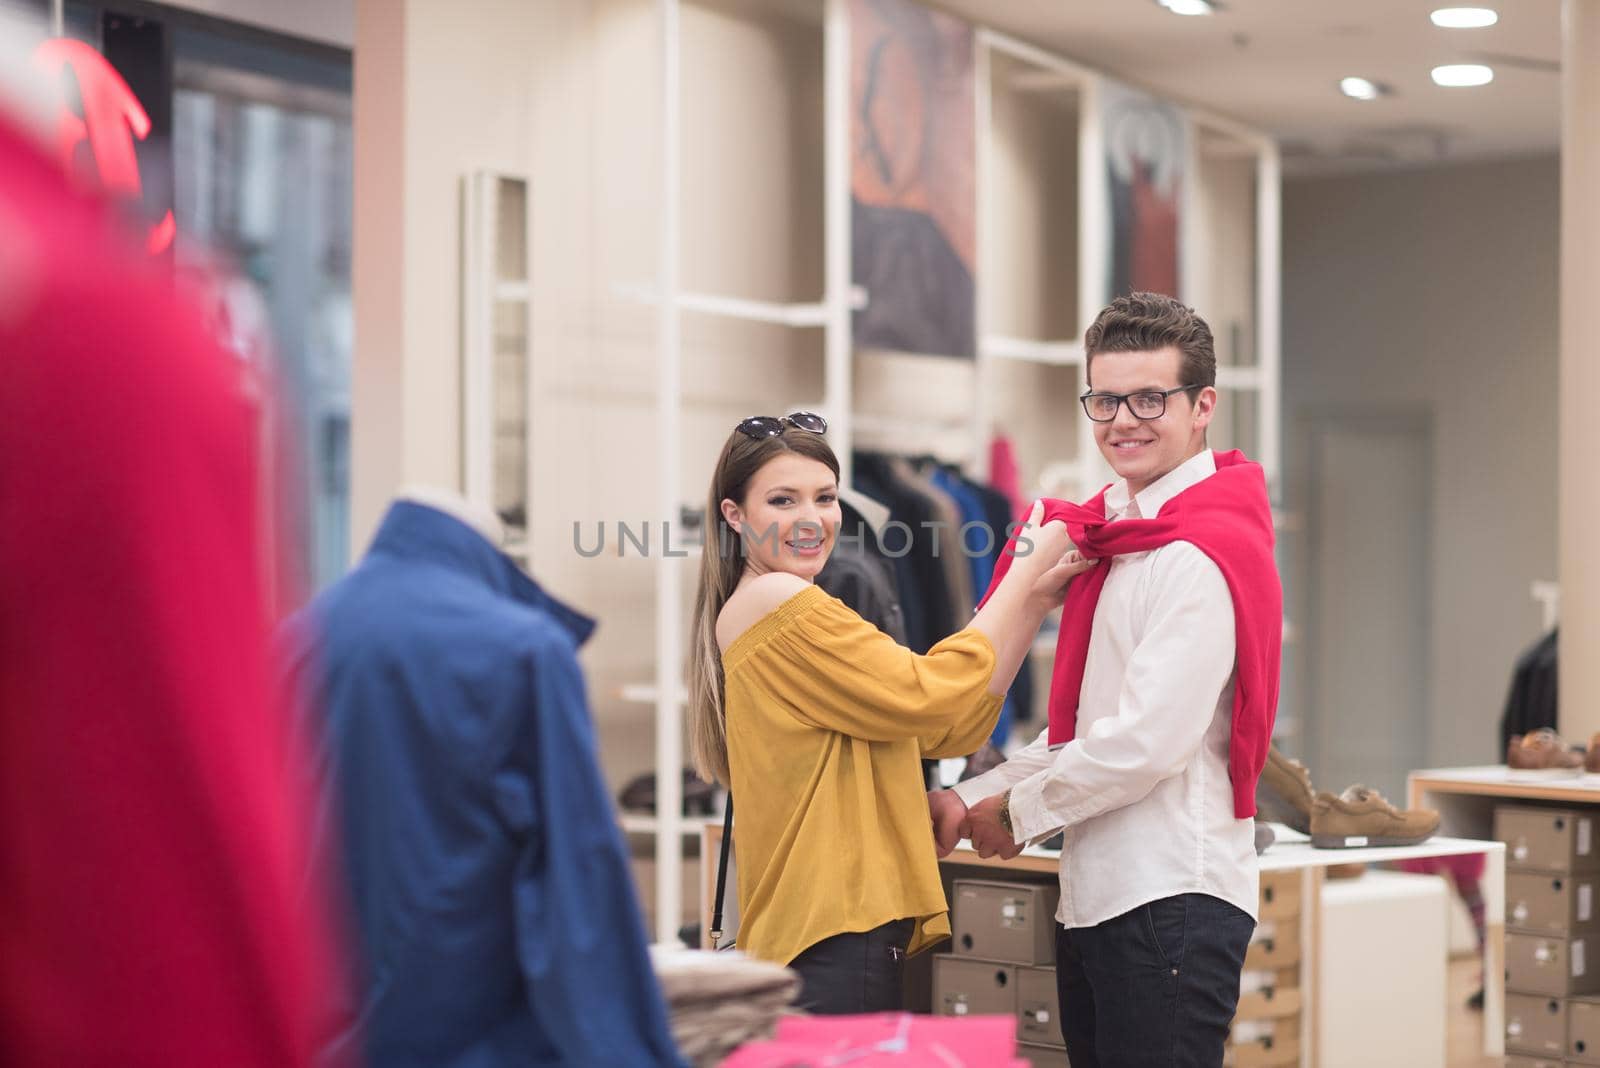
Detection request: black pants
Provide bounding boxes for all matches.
[788,918,914,1015]
[1056,894,1254,1067]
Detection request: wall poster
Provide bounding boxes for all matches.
[1101,79,1187,301]
[850,0,976,359]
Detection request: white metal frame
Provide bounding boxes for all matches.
[633,0,859,943]
[461,170,535,560]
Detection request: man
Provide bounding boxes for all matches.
[928,292,1282,1067]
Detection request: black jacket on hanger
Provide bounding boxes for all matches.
[818,496,908,646]
[853,452,957,652]
[1499,628,1559,754]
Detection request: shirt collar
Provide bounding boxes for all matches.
[368,501,597,648]
[1104,449,1217,520]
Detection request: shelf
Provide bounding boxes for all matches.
[980,335,1084,366]
[1215,365,1264,391]
[620,683,689,706]
[614,283,867,328]
[619,813,718,839]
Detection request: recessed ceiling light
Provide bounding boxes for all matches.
[1431,8,1499,29]
[1156,0,1218,16]
[1339,77,1389,101]
[1431,63,1495,86]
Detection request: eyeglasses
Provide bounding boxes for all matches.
[1079,386,1199,423]
[735,411,828,439]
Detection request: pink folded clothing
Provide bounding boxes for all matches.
[720,1013,1026,1067]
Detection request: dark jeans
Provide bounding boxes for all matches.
[1056,893,1254,1068]
[789,918,915,1015]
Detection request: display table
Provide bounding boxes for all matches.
[701,819,1504,1065]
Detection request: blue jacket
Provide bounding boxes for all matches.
[284,502,683,1067]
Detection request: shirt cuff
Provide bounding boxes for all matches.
[952,772,1006,809]
[1007,770,1066,844]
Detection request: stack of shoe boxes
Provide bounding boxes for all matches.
[1497,804,1600,1068]
[1227,870,1304,1068]
[932,878,1066,1065]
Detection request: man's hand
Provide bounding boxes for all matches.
[966,791,1024,860]
[927,788,968,858]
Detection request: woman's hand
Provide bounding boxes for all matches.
[1029,547,1095,611]
[1010,501,1096,611]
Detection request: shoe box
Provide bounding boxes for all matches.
[950,879,1059,966]
[939,879,1066,1053]
[1571,995,1600,1064]
[1015,1043,1069,1067]
[1510,871,1600,937]
[1507,992,1568,1058]
[1496,805,1600,875]
[1227,873,1303,1065]
[1498,803,1600,1023]
[1227,1014,1300,1067]
[931,955,1066,1051]
[1016,964,1064,1047]
[1507,931,1600,997]
[1257,870,1302,922]
[932,955,1018,1018]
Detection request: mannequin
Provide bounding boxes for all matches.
[395,484,504,548]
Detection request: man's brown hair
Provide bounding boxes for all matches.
[1084,292,1217,389]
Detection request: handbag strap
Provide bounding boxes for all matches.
[710,792,734,948]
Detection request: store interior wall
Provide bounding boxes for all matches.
[1281,153,1559,795]
[353,0,855,803]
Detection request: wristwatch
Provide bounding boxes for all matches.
[998,789,1014,838]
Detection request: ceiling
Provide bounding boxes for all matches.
[929,0,1561,174]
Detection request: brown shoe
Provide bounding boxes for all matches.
[1508,728,1585,770]
[1309,785,1440,849]
[1586,734,1600,774]
[1256,747,1315,834]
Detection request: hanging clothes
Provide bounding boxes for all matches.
[818,493,907,645]
[988,433,1025,521]
[853,452,955,652]
[282,501,684,1068]
[897,456,974,623]
[1499,628,1559,755]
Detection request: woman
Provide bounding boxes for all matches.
[688,412,1089,1013]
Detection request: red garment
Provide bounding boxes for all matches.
[987,432,1024,521]
[984,450,1281,818]
[722,1013,1026,1067]
[0,111,345,1065]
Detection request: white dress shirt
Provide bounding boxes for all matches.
[954,449,1259,929]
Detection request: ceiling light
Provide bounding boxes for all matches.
[1339,77,1388,101]
[1156,0,1218,16]
[1431,63,1495,86]
[1431,8,1499,29]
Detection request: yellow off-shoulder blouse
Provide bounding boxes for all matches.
[721,584,1004,966]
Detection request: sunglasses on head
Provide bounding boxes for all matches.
[734,411,828,439]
